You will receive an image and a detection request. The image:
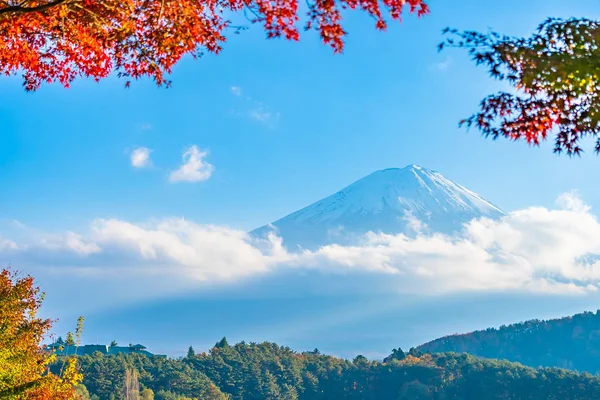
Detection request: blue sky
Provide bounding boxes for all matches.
[1,0,598,233]
[2,0,600,357]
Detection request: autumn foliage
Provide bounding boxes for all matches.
[442,18,600,155]
[0,0,428,90]
[0,269,80,399]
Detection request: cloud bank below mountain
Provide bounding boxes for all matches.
[2,193,600,313]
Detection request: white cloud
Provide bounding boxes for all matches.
[557,191,590,213]
[10,219,26,229]
[0,237,18,251]
[250,109,271,122]
[90,219,289,280]
[169,146,214,183]
[130,147,152,168]
[230,87,279,128]
[38,231,101,255]
[64,232,102,255]
[249,107,280,127]
[429,57,452,72]
[231,86,242,96]
[402,210,428,234]
[5,193,600,311]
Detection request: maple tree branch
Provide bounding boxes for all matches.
[0,0,68,15]
[157,0,164,23]
[0,377,45,397]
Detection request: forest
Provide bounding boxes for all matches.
[418,310,600,373]
[54,339,600,400]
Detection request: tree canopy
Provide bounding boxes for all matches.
[58,341,600,399]
[0,268,80,399]
[0,0,428,90]
[442,18,600,155]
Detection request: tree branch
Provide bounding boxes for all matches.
[0,0,68,15]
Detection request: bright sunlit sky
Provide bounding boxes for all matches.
[1,0,598,233]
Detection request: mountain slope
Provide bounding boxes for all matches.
[252,165,505,249]
[417,310,600,374]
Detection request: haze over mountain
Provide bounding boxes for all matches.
[252,165,505,249]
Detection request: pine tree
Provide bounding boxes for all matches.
[187,346,195,358]
[408,347,421,357]
[353,355,368,365]
[260,371,283,400]
[281,384,299,400]
[205,383,229,400]
[391,347,406,361]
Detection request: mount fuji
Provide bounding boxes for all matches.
[251,165,505,249]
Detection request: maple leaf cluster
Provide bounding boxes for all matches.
[441,18,600,156]
[0,0,428,90]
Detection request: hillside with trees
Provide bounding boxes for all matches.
[418,310,600,373]
[56,338,600,400]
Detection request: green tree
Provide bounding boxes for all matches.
[110,340,118,347]
[408,347,422,357]
[141,388,155,400]
[66,332,76,346]
[259,371,282,400]
[390,347,406,361]
[122,368,140,400]
[59,340,600,400]
[205,383,229,400]
[215,337,229,349]
[0,268,80,399]
[281,384,298,400]
[75,384,92,399]
[398,381,434,400]
[353,355,369,365]
[187,346,196,358]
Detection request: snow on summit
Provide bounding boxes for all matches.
[252,165,505,250]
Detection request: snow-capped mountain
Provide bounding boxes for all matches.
[251,165,505,249]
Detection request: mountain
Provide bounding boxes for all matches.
[417,310,600,374]
[252,165,505,249]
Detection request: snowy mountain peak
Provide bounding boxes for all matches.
[252,165,505,249]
